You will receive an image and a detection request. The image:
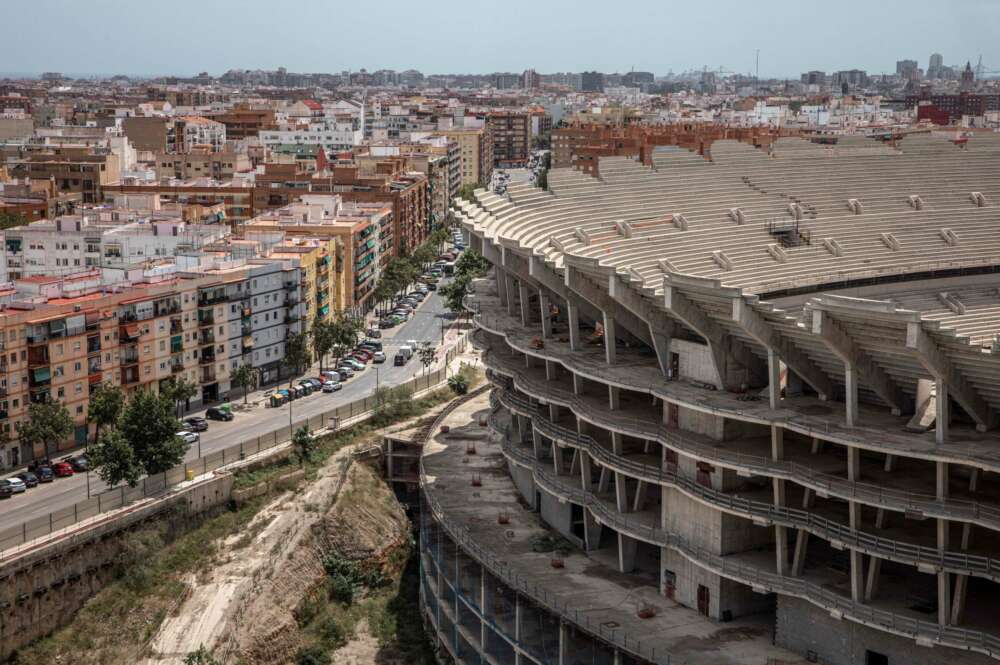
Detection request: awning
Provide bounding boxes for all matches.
[319,305,330,316]
[121,324,139,338]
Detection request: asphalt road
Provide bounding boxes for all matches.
[0,288,458,533]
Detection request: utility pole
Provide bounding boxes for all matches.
[755,49,760,93]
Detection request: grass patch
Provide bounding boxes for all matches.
[13,500,269,665]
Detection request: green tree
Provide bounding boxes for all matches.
[439,274,471,314]
[161,376,198,416]
[311,317,336,373]
[0,211,28,230]
[418,342,437,376]
[457,183,477,203]
[232,364,257,404]
[87,382,124,445]
[20,398,75,461]
[454,250,489,278]
[291,425,315,466]
[448,373,470,395]
[119,389,186,475]
[328,313,362,365]
[282,331,312,388]
[89,427,142,488]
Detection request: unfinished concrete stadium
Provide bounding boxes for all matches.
[420,133,1000,665]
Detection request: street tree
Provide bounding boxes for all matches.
[232,364,257,405]
[162,376,198,416]
[438,274,471,314]
[118,389,186,475]
[454,250,489,278]
[291,425,315,466]
[418,342,437,376]
[311,317,336,372]
[282,331,312,388]
[87,382,124,445]
[89,427,142,488]
[20,397,74,461]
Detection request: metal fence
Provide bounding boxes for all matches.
[0,334,470,559]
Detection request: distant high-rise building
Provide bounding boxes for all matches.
[928,52,944,78]
[521,69,541,90]
[961,61,976,91]
[493,73,520,90]
[581,71,605,93]
[800,70,826,86]
[622,71,655,87]
[896,59,919,80]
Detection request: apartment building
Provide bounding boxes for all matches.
[105,179,255,224]
[2,211,229,280]
[176,116,227,150]
[8,149,121,204]
[268,237,339,325]
[209,106,277,140]
[258,123,363,154]
[153,148,252,181]
[487,111,530,167]
[436,127,493,186]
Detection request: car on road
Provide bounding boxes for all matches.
[36,466,54,483]
[183,416,209,432]
[336,366,354,379]
[365,328,382,338]
[17,471,38,488]
[0,483,11,499]
[51,461,75,477]
[206,406,234,421]
[4,477,26,494]
[359,340,382,352]
[373,351,386,363]
[394,352,408,366]
[343,358,366,371]
[177,431,200,446]
[322,381,342,393]
[65,455,89,472]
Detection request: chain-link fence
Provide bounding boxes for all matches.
[0,334,470,559]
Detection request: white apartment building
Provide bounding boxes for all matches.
[259,122,364,153]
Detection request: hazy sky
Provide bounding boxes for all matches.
[3,0,999,78]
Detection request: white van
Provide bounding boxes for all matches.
[399,345,413,360]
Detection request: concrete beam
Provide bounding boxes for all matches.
[563,265,652,347]
[566,300,582,351]
[602,311,617,364]
[812,311,906,415]
[733,298,833,400]
[518,282,532,327]
[539,291,553,339]
[906,322,990,430]
[664,285,757,391]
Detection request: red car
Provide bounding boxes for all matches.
[353,349,373,361]
[51,461,74,477]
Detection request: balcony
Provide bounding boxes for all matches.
[170,318,183,335]
[170,335,184,354]
[284,281,297,291]
[87,335,100,354]
[200,331,215,345]
[121,368,140,386]
[198,313,215,327]
[121,349,139,366]
[201,367,217,383]
[119,324,140,342]
[171,360,184,374]
[27,348,50,368]
[242,336,254,354]
[285,313,300,325]
[200,352,216,365]
[241,306,252,318]
[198,292,227,306]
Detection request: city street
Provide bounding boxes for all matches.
[0,288,461,533]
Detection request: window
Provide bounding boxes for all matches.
[74,362,81,372]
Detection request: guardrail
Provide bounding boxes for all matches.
[493,386,1000,581]
[494,430,1000,661]
[482,345,1000,531]
[0,333,470,559]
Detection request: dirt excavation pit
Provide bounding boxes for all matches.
[139,430,413,665]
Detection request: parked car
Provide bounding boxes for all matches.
[353,349,373,361]
[206,406,234,421]
[321,370,341,383]
[51,461,75,477]
[4,477,26,494]
[36,466,54,483]
[343,358,366,371]
[183,416,209,432]
[425,282,437,291]
[307,378,324,390]
[359,340,382,352]
[65,455,89,472]
[17,471,38,488]
[0,483,11,499]
[322,381,342,393]
[336,366,354,379]
[379,318,397,329]
[176,431,200,446]
[373,351,386,363]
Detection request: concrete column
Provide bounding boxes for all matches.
[611,432,623,455]
[579,451,593,488]
[516,415,527,444]
[570,450,580,476]
[766,349,781,409]
[549,403,560,423]
[558,621,568,665]
[617,533,637,573]
[632,480,648,512]
[572,373,583,395]
[531,428,543,460]
[518,282,532,327]
[496,267,509,307]
[791,531,809,576]
[865,557,882,601]
[552,442,564,475]
[936,378,949,444]
[539,291,552,339]
[614,472,629,512]
[582,510,603,551]
[566,301,581,351]
[847,445,863,601]
[545,360,556,381]
[608,385,620,410]
[602,311,617,364]
[772,426,788,575]
[845,363,859,427]
[506,275,518,317]
[598,467,610,493]
[937,460,951,626]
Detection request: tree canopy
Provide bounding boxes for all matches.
[87,382,124,443]
[20,398,75,460]
[118,389,186,475]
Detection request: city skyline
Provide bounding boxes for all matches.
[3,0,999,79]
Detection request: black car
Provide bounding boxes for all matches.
[0,483,10,499]
[65,455,89,472]
[17,471,38,488]
[36,466,54,483]
[205,407,234,421]
[425,282,437,291]
[184,416,209,432]
[365,328,382,339]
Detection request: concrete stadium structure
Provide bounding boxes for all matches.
[430,134,1000,665]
